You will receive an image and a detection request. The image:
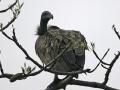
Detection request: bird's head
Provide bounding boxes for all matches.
[41,11,53,23]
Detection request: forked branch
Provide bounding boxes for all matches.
[0,0,23,31]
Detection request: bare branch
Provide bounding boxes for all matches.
[89,62,101,73]
[0,0,18,13]
[0,15,17,31]
[88,48,110,73]
[2,31,13,40]
[0,0,23,32]
[70,79,119,90]
[112,24,120,40]
[101,49,110,60]
[90,43,110,66]
[0,71,119,90]
[101,64,109,69]
[93,50,110,65]
[0,73,13,79]
[1,28,44,70]
[0,69,44,82]
[0,61,4,74]
[103,51,120,85]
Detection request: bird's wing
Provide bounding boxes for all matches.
[48,27,87,70]
[56,29,87,70]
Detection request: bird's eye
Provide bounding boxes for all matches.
[44,13,47,16]
[44,12,49,16]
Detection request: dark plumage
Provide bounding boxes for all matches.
[35,11,88,78]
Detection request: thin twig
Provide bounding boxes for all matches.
[90,43,110,66]
[0,15,17,31]
[101,64,108,70]
[0,72,119,90]
[92,49,110,66]
[0,0,23,32]
[0,0,18,13]
[101,49,110,60]
[103,51,120,85]
[89,62,101,73]
[2,31,13,40]
[112,24,120,40]
[0,61,4,74]
[89,49,110,73]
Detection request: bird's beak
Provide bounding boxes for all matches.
[51,14,53,19]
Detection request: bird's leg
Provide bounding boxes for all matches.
[43,63,45,67]
[42,61,45,67]
[54,74,60,82]
[47,74,61,88]
[47,75,73,90]
[60,75,73,90]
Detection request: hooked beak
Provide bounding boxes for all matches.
[50,14,53,19]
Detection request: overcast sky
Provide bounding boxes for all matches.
[0,0,120,90]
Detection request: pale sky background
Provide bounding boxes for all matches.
[0,0,120,90]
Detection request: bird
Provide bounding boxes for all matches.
[35,11,88,88]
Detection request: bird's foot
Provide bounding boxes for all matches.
[47,78,62,89]
[46,75,73,90]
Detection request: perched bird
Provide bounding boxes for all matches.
[35,11,88,85]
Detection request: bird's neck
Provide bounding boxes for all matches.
[37,20,48,35]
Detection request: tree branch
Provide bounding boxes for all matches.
[0,0,23,32]
[89,48,110,73]
[0,61,4,74]
[70,79,118,90]
[0,69,45,82]
[90,43,110,66]
[0,73,13,79]
[0,0,18,13]
[112,24,120,40]
[103,51,120,85]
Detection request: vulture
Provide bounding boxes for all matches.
[35,11,88,85]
